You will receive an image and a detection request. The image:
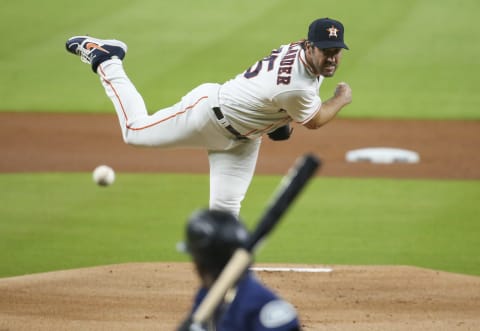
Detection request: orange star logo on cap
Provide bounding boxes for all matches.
[326,25,339,38]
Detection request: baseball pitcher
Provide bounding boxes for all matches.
[65,17,352,216]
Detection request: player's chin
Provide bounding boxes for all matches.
[321,67,336,77]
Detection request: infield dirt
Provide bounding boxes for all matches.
[2,113,479,179]
[1,113,479,330]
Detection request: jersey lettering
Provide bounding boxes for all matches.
[243,43,300,86]
[277,67,292,75]
[276,42,300,85]
[276,76,291,85]
[244,61,263,79]
[243,48,282,79]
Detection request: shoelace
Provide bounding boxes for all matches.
[77,40,95,64]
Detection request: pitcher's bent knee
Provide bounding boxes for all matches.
[122,129,154,146]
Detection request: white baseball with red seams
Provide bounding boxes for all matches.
[95,41,323,215]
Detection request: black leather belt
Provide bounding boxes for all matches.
[212,107,248,140]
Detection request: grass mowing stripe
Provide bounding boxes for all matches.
[1,174,478,277]
[0,173,207,276]
[246,177,480,276]
[1,0,478,118]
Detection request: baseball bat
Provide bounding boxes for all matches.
[190,153,321,327]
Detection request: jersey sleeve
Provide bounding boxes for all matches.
[273,89,321,124]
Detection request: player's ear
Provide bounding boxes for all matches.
[306,41,314,55]
[306,41,314,51]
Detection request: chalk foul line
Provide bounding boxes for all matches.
[251,267,333,273]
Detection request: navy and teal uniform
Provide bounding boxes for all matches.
[188,272,301,331]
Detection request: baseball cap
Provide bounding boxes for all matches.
[308,18,349,50]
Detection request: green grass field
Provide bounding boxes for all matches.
[1,174,479,277]
[0,0,479,278]
[1,0,479,118]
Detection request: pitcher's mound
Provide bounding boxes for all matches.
[1,263,479,331]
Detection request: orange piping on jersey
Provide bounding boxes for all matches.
[98,65,129,125]
[127,95,208,131]
[243,128,259,136]
[298,52,318,77]
[260,124,274,135]
[98,65,208,131]
[244,124,273,137]
[297,103,322,125]
[293,52,321,124]
[244,117,290,136]
[244,124,274,136]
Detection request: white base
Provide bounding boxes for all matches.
[345,147,420,164]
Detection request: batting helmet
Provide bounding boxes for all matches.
[185,209,250,279]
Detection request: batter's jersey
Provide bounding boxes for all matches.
[219,40,324,138]
[190,273,300,331]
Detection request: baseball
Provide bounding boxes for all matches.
[92,165,115,186]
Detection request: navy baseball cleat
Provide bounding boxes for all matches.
[65,36,127,73]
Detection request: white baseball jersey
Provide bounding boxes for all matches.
[219,40,324,138]
[95,40,324,216]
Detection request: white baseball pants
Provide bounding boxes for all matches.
[96,59,261,216]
